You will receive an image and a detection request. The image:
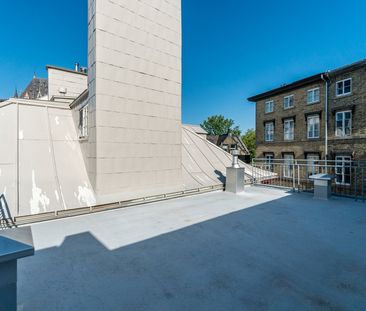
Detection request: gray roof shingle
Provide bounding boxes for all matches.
[20,78,48,100]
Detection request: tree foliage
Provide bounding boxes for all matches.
[201,115,241,136]
[242,129,256,160]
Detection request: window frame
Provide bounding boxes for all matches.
[79,104,89,139]
[335,110,352,137]
[283,95,294,110]
[265,100,274,114]
[306,153,320,176]
[283,119,295,141]
[264,153,274,171]
[336,78,352,97]
[307,115,320,139]
[335,155,352,186]
[283,153,294,178]
[264,122,274,142]
[307,87,320,104]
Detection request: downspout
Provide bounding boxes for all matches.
[321,73,329,165]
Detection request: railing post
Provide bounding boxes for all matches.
[297,163,301,192]
[292,161,296,191]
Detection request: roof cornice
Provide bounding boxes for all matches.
[46,65,87,76]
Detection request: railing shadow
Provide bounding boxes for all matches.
[0,194,17,229]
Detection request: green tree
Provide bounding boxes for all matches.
[242,129,256,161]
[201,115,241,136]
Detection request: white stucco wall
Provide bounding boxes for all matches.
[48,67,88,100]
[87,0,182,197]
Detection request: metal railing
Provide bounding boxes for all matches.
[251,158,366,201]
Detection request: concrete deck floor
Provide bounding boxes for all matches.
[18,186,366,311]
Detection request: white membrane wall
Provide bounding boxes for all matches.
[87,0,183,198]
[0,101,95,217]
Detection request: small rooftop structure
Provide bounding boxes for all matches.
[183,124,208,137]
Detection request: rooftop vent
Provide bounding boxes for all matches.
[59,87,67,95]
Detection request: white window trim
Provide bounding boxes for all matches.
[306,154,320,176]
[79,104,89,139]
[265,100,274,114]
[307,87,320,104]
[283,119,294,141]
[283,95,294,109]
[335,155,352,186]
[307,115,320,139]
[335,110,352,137]
[264,153,274,171]
[265,122,274,142]
[283,154,294,178]
[336,78,352,97]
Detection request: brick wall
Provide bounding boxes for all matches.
[255,64,366,160]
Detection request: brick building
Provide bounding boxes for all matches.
[248,59,366,167]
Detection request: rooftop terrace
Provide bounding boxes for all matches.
[18,186,366,310]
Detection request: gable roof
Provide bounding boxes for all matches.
[247,58,366,102]
[247,73,323,102]
[207,134,249,155]
[20,78,48,100]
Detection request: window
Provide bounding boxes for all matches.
[265,100,274,113]
[307,88,320,104]
[79,105,88,138]
[222,144,228,151]
[230,144,237,150]
[264,153,274,171]
[283,154,294,178]
[336,78,352,96]
[283,95,294,109]
[335,111,352,137]
[306,154,320,176]
[335,156,352,185]
[307,115,320,139]
[284,119,294,141]
[265,122,274,142]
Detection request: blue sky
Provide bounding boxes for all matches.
[1,0,365,132]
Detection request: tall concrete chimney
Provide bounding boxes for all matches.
[87,0,182,198]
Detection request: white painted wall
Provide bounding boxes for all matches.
[48,67,88,100]
[87,0,183,197]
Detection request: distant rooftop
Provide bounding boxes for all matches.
[20,77,48,100]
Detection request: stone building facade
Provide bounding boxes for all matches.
[248,60,366,163]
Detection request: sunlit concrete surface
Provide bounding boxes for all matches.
[18,186,366,310]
